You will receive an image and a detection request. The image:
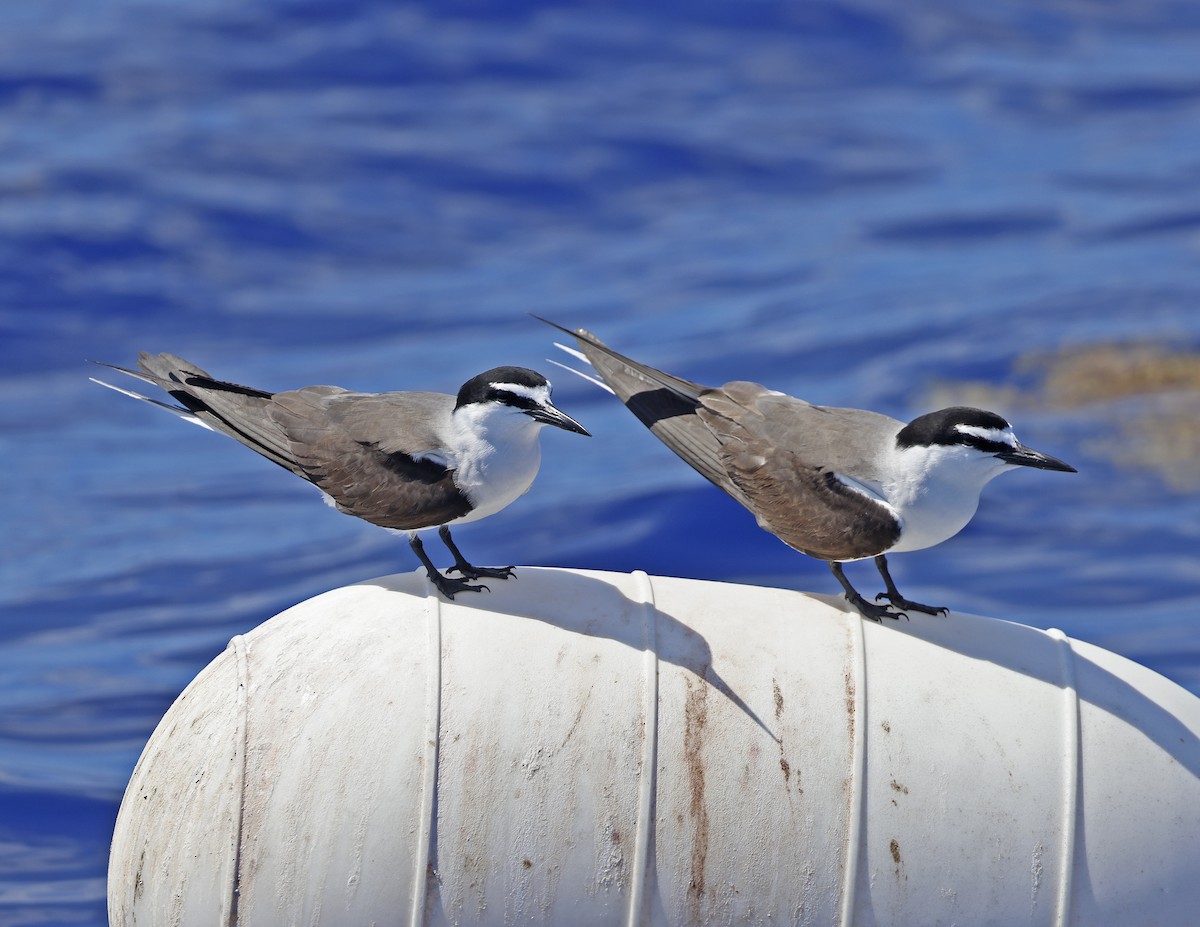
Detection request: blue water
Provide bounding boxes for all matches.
[4,1,1200,922]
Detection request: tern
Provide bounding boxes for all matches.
[92,353,589,599]
[539,318,1075,621]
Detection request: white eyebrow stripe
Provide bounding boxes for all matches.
[955,424,1017,445]
[490,382,549,401]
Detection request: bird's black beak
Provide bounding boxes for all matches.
[527,402,591,436]
[995,443,1076,472]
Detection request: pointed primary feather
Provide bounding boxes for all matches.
[132,353,300,474]
[88,369,213,428]
[538,318,750,504]
[546,344,615,395]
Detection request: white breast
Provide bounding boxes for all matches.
[443,402,544,526]
[877,443,1011,554]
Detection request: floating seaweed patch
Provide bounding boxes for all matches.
[926,342,1200,492]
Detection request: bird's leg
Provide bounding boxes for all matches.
[873,555,948,616]
[409,534,489,599]
[439,525,516,581]
[829,562,904,622]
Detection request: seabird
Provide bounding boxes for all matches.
[539,318,1075,621]
[92,353,589,599]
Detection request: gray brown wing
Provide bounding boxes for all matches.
[307,391,453,458]
[696,386,901,560]
[724,389,907,486]
[133,353,302,474]
[108,356,468,529]
[267,387,470,530]
[546,321,752,506]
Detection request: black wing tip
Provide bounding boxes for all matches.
[530,313,596,342]
[88,358,131,373]
[181,373,275,399]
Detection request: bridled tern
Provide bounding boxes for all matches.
[92,353,590,599]
[539,318,1075,621]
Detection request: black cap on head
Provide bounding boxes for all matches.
[900,406,1075,471]
[896,407,1012,451]
[455,366,549,410]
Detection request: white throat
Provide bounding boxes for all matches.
[878,442,1011,553]
[445,402,545,524]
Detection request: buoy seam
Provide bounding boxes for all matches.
[410,574,443,927]
[838,614,867,927]
[225,634,250,927]
[627,570,659,927]
[1047,628,1079,927]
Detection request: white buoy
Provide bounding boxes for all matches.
[109,567,1200,926]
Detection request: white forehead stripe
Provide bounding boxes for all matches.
[955,424,1017,446]
[490,382,549,401]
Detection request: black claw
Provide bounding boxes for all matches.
[437,526,516,584]
[411,531,502,599]
[829,561,904,623]
[852,597,905,622]
[876,592,947,616]
[446,564,516,582]
[871,555,948,617]
[429,574,490,599]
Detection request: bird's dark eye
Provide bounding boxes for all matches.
[956,434,1011,454]
[950,424,1015,455]
[491,389,538,410]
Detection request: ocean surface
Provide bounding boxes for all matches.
[3,1,1200,923]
